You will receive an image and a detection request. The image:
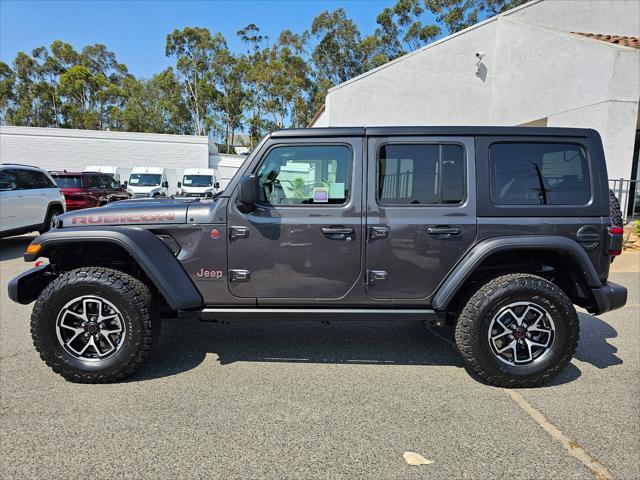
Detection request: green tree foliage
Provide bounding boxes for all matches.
[1,0,529,139]
[165,27,223,136]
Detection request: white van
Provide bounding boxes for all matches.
[126,167,169,198]
[177,168,218,198]
[85,165,123,184]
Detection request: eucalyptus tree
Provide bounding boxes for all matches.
[165,27,223,135]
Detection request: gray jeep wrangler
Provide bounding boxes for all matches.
[8,127,627,387]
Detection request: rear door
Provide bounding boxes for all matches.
[227,137,363,300]
[365,136,477,300]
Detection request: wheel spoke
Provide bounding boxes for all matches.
[488,301,555,367]
[56,295,126,361]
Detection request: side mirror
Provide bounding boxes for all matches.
[177,181,182,188]
[237,174,259,210]
[122,181,128,188]
[214,181,220,189]
[162,181,169,188]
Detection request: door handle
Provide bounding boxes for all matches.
[426,226,461,236]
[322,227,354,236]
[368,226,389,241]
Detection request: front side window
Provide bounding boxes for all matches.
[490,143,590,205]
[256,145,351,205]
[183,175,213,187]
[378,144,465,205]
[129,173,161,187]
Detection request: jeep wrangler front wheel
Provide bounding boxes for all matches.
[31,267,158,383]
[455,273,579,388]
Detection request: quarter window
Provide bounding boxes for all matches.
[256,145,351,205]
[489,143,590,205]
[378,144,465,205]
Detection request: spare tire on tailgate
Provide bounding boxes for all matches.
[609,190,623,227]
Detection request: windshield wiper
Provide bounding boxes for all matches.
[533,163,549,205]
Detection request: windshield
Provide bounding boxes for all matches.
[129,173,161,187]
[53,175,83,188]
[183,175,213,187]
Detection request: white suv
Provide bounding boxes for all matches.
[0,164,66,238]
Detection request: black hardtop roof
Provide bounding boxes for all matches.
[270,126,596,138]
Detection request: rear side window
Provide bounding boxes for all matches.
[378,144,465,205]
[490,143,590,205]
[30,171,55,188]
[53,175,83,188]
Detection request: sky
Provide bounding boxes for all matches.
[0,0,398,78]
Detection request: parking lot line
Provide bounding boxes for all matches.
[428,327,614,480]
[505,389,613,480]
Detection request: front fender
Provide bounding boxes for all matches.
[21,226,202,310]
[431,235,602,311]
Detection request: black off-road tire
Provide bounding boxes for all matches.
[31,267,159,383]
[609,189,623,227]
[455,273,579,388]
[39,205,63,234]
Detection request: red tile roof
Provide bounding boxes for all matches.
[572,32,640,49]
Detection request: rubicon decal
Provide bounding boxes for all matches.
[71,212,177,224]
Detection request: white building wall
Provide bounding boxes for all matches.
[209,153,247,189]
[319,0,640,180]
[507,0,640,38]
[0,126,211,195]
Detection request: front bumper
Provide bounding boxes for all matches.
[589,281,627,315]
[8,264,56,304]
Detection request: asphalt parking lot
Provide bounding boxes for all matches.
[0,234,638,480]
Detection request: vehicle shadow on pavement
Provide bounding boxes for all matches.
[573,313,623,369]
[132,319,467,382]
[131,312,622,385]
[0,234,36,261]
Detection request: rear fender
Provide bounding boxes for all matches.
[432,235,601,310]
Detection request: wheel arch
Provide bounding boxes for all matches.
[432,236,601,312]
[24,227,202,310]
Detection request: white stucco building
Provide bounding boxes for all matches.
[312,0,640,193]
[0,126,247,193]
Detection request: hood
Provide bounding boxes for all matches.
[56,198,197,228]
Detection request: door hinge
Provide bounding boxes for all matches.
[229,269,251,282]
[229,226,249,241]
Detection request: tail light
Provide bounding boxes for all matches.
[607,226,624,256]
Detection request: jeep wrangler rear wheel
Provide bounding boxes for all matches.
[31,267,158,383]
[455,273,579,388]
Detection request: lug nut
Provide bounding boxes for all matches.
[84,332,90,338]
[82,322,87,327]
[526,332,532,338]
[522,323,528,328]
[509,334,514,339]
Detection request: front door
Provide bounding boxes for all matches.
[365,136,477,300]
[227,137,363,300]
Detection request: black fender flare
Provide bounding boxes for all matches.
[24,226,203,310]
[431,236,601,311]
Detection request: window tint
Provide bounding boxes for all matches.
[30,171,55,188]
[53,175,83,188]
[256,145,351,205]
[378,144,465,205]
[88,175,110,188]
[0,169,18,190]
[13,170,44,190]
[490,143,590,205]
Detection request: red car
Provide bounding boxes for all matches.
[50,171,132,211]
